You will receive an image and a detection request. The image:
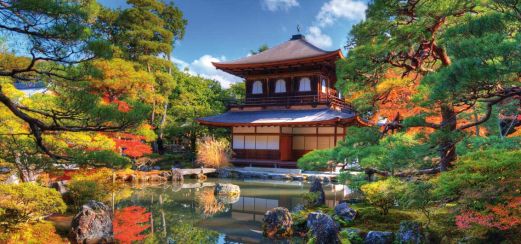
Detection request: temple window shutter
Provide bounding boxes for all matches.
[275,79,286,93]
[252,80,263,94]
[299,77,311,92]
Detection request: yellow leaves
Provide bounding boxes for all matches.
[88,58,155,101]
[376,77,413,94]
[44,132,116,151]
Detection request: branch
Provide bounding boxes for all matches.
[457,87,521,130]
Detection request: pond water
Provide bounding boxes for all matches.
[112,179,349,244]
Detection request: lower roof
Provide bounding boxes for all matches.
[197,108,356,126]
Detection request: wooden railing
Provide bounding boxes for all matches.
[228,94,352,110]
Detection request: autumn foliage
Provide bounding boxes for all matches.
[456,197,521,231]
[111,133,152,158]
[114,206,151,244]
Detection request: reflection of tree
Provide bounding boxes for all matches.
[196,187,225,217]
[169,223,219,243]
[114,206,151,244]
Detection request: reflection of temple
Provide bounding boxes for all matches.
[200,181,348,243]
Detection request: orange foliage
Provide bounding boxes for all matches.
[114,206,151,244]
[456,197,521,231]
[111,133,152,158]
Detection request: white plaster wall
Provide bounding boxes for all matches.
[233,127,255,133]
[233,135,245,149]
[256,126,279,133]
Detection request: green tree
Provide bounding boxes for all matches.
[338,0,521,172]
[360,177,406,215]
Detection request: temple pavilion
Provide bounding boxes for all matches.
[197,34,366,168]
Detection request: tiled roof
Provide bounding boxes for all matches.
[214,35,339,66]
[197,108,355,126]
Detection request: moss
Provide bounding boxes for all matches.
[346,204,419,233]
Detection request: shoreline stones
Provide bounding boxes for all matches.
[396,221,423,244]
[69,200,113,244]
[309,179,326,207]
[262,207,293,239]
[334,202,357,222]
[306,212,340,244]
[364,231,394,244]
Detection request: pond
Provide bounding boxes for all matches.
[112,179,349,244]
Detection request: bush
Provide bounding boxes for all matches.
[360,178,406,215]
[196,137,231,168]
[297,149,334,171]
[0,221,67,244]
[0,183,66,229]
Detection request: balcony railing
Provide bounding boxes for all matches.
[228,94,352,110]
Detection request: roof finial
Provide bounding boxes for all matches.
[297,24,301,33]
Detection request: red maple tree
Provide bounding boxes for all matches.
[111,133,152,158]
[456,197,521,231]
[114,206,151,244]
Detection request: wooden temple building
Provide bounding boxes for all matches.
[198,34,365,168]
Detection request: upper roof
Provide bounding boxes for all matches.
[197,108,356,126]
[213,34,343,73]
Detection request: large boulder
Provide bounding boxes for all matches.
[309,179,326,207]
[69,200,113,244]
[214,183,240,196]
[334,202,357,222]
[364,231,394,244]
[51,180,68,194]
[395,221,423,244]
[306,212,340,244]
[262,207,293,239]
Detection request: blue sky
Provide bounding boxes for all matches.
[99,0,368,87]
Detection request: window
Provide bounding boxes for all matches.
[321,79,327,93]
[252,80,263,94]
[275,79,286,93]
[299,77,311,92]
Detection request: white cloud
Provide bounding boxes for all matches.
[306,26,332,49]
[316,0,367,27]
[173,55,242,88]
[262,0,299,11]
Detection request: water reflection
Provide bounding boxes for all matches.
[114,179,348,244]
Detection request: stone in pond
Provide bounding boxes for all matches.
[306,212,340,244]
[262,207,293,239]
[334,202,357,222]
[69,200,113,244]
[309,178,326,206]
[364,231,394,244]
[395,221,423,244]
[214,183,240,196]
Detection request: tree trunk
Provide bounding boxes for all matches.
[439,104,457,171]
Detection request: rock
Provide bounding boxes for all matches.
[216,168,231,178]
[153,166,161,170]
[396,221,423,244]
[364,231,394,244]
[149,175,167,182]
[292,204,305,213]
[214,183,240,196]
[128,174,138,182]
[69,200,113,244]
[292,175,304,181]
[309,179,326,207]
[171,169,183,181]
[0,167,10,173]
[51,181,68,194]
[262,207,293,239]
[323,177,331,184]
[306,212,340,244]
[197,173,207,181]
[334,202,357,222]
[270,174,292,180]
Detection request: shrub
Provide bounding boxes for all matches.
[0,183,66,229]
[434,149,521,235]
[0,221,67,244]
[360,177,406,215]
[297,149,334,171]
[196,137,231,168]
[400,181,435,227]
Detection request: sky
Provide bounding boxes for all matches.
[98,0,368,88]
